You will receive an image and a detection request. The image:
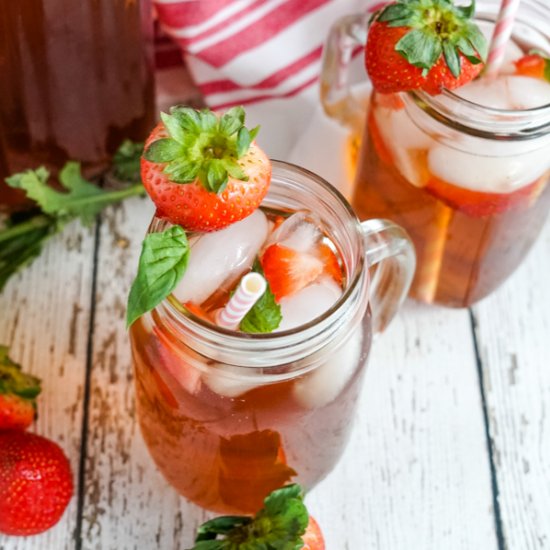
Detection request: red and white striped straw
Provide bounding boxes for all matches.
[216,272,267,330]
[485,0,522,78]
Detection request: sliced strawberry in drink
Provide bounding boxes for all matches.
[317,243,343,286]
[514,53,550,82]
[153,325,202,395]
[425,175,546,217]
[261,244,324,302]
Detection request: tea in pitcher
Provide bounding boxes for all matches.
[0,0,155,211]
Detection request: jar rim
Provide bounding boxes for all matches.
[151,160,369,367]
[408,3,550,140]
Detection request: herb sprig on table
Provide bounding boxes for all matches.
[0,141,145,292]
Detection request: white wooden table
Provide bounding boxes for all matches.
[0,190,549,550]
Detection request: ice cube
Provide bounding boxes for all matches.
[383,106,434,150]
[276,277,342,332]
[293,324,363,409]
[428,142,550,192]
[266,211,322,253]
[203,364,262,398]
[374,106,433,187]
[507,75,550,109]
[173,209,268,304]
[455,77,513,109]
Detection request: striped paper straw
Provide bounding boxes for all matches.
[485,0,522,78]
[216,272,267,330]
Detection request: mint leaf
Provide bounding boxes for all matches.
[126,226,190,327]
[239,260,282,333]
[112,140,144,182]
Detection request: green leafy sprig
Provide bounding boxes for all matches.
[0,142,145,293]
[144,105,259,193]
[188,484,310,550]
[376,0,488,77]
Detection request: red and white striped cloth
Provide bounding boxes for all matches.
[154,0,371,184]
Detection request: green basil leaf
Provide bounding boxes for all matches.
[126,226,190,327]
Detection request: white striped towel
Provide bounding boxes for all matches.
[154,0,373,190]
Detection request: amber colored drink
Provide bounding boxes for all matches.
[0,0,155,211]
[131,309,369,515]
[130,202,371,514]
[352,86,550,307]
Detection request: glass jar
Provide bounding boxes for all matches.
[130,161,415,514]
[320,0,550,307]
[0,0,156,211]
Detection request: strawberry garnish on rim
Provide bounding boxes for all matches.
[141,106,271,232]
[365,0,488,95]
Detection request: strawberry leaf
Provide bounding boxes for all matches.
[395,29,442,71]
[145,106,259,194]
[144,138,184,163]
[205,160,229,193]
[0,346,41,400]
[164,160,201,183]
[188,484,309,550]
[464,22,488,61]
[443,41,461,77]
[161,112,187,144]
[126,226,190,327]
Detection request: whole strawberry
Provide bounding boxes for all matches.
[188,484,325,550]
[0,345,41,430]
[141,106,271,232]
[365,0,488,95]
[0,430,73,536]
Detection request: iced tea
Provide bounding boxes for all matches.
[0,0,155,211]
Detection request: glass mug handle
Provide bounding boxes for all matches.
[362,219,416,333]
[320,12,370,129]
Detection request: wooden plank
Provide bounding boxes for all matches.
[0,221,96,550]
[308,304,498,549]
[80,198,212,550]
[472,220,550,550]
[81,191,498,548]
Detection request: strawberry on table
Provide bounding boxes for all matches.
[141,106,271,232]
[188,484,325,549]
[0,431,73,536]
[365,0,488,95]
[0,345,41,431]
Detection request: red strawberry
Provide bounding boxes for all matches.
[302,516,326,550]
[514,52,550,81]
[425,175,546,216]
[0,431,73,536]
[365,0,487,95]
[261,244,324,302]
[141,106,271,232]
[261,242,343,301]
[0,346,41,431]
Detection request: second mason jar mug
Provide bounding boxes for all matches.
[130,161,415,514]
[321,0,550,308]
